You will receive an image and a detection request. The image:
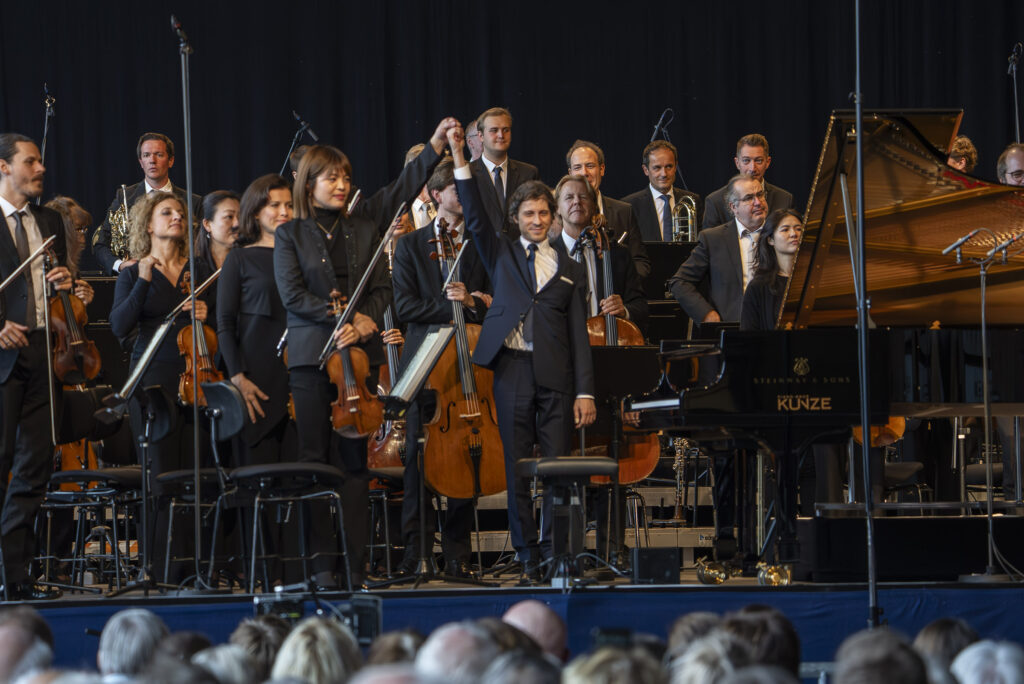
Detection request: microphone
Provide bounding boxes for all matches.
[650,109,669,142]
[170,15,189,44]
[292,110,320,142]
[1009,43,1023,76]
[986,231,1024,260]
[941,229,981,255]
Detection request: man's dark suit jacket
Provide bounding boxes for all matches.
[392,221,491,374]
[274,146,442,368]
[0,204,66,382]
[702,181,793,229]
[92,181,202,274]
[622,186,704,243]
[668,221,745,323]
[600,194,651,280]
[468,157,540,239]
[557,235,649,337]
[456,174,594,398]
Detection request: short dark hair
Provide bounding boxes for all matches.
[289,145,310,174]
[136,132,175,159]
[736,134,770,156]
[477,107,513,133]
[996,143,1024,181]
[835,628,927,684]
[642,140,677,167]
[230,615,290,681]
[426,158,456,200]
[0,133,35,163]
[947,135,978,173]
[293,145,354,219]
[238,174,291,245]
[725,174,757,208]
[723,606,801,676]
[566,140,605,168]
[507,180,555,222]
[913,618,978,670]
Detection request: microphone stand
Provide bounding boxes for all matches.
[279,111,319,176]
[37,85,55,206]
[171,14,216,593]
[1010,43,1022,143]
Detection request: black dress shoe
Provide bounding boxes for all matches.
[448,560,478,579]
[520,559,543,585]
[8,582,62,601]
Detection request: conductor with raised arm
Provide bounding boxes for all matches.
[450,125,596,583]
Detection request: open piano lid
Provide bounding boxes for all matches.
[780,109,1024,328]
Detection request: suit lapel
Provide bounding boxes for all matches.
[722,222,744,287]
[471,161,502,227]
[0,213,18,275]
[419,227,445,290]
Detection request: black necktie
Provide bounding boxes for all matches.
[12,211,36,327]
[493,166,506,208]
[523,244,538,342]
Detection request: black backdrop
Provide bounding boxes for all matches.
[1,0,1021,272]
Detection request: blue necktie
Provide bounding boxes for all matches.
[660,193,672,241]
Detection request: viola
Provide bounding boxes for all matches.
[326,291,384,438]
[422,221,505,499]
[177,317,223,406]
[579,221,661,486]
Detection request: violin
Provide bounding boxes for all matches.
[579,221,661,486]
[422,220,505,500]
[177,316,224,407]
[44,248,101,385]
[368,305,406,474]
[326,291,384,438]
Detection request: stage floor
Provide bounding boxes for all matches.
[32,574,1024,673]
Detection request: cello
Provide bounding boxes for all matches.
[581,220,661,485]
[421,221,505,500]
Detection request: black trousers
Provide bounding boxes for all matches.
[492,349,573,563]
[400,396,473,564]
[289,366,370,584]
[0,332,58,584]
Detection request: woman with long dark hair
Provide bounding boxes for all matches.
[740,208,802,331]
[195,190,240,271]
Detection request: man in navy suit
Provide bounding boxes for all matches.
[0,133,73,600]
[702,134,793,229]
[450,126,596,582]
[566,140,651,279]
[623,140,703,243]
[468,107,540,239]
[392,158,491,578]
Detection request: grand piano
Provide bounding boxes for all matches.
[627,109,1024,565]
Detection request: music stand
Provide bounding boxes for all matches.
[106,385,179,597]
[641,241,696,300]
[587,346,663,572]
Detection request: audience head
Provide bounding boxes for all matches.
[567,140,606,192]
[348,663,425,684]
[271,617,362,684]
[641,140,678,195]
[913,617,978,671]
[481,649,562,684]
[669,630,753,684]
[476,107,513,161]
[0,623,52,684]
[157,631,213,662]
[238,174,292,245]
[366,628,425,666]
[508,181,556,243]
[734,134,771,181]
[97,608,170,677]
[950,639,1024,684]
[667,612,722,661]
[997,143,1024,186]
[139,652,220,684]
[294,145,354,219]
[564,646,665,684]
[725,174,768,229]
[947,135,978,173]
[128,191,185,259]
[474,617,541,655]
[0,132,45,201]
[0,606,54,649]
[229,615,291,680]
[502,599,569,662]
[136,132,175,186]
[721,606,801,676]
[720,665,799,684]
[834,627,927,684]
[414,620,500,684]
[191,644,256,684]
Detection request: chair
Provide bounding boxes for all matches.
[367,466,403,578]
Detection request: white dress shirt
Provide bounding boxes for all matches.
[1,195,46,329]
[736,218,762,290]
[480,155,509,196]
[648,185,674,236]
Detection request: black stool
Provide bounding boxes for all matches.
[40,466,142,593]
[517,456,618,583]
[367,466,403,578]
[230,462,352,593]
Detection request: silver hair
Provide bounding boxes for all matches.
[950,640,1024,684]
[97,608,169,676]
[414,621,500,684]
[670,630,753,684]
[192,645,257,684]
[8,637,54,684]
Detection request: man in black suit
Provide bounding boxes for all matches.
[668,174,767,563]
[0,133,74,600]
[469,107,540,239]
[623,140,703,243]
[91,132,201,274]
[702,134,793,229]
[566,140,651,280]
[451,127,596,582]
[391,159,491,578]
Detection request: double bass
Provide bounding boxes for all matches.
[581,220,661,485]
[422,221,505,499]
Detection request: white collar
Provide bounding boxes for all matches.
[145,179,174,193]
[735,217,763,237]
[481,155,508,175]
[0,194,28,218]
[649,185,673,203]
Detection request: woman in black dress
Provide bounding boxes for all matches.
[217,174,293,465]
[739,208,803,331]
[109,190,214,581]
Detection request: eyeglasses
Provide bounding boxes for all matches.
[1007,170,1024,182]
[736,191,767,204]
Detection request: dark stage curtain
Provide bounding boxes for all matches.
[1,1,1021,273]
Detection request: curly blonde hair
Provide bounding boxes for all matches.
[128,191,186,260]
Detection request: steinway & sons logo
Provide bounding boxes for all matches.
[750,355,852,412]
[793,357,810,376]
